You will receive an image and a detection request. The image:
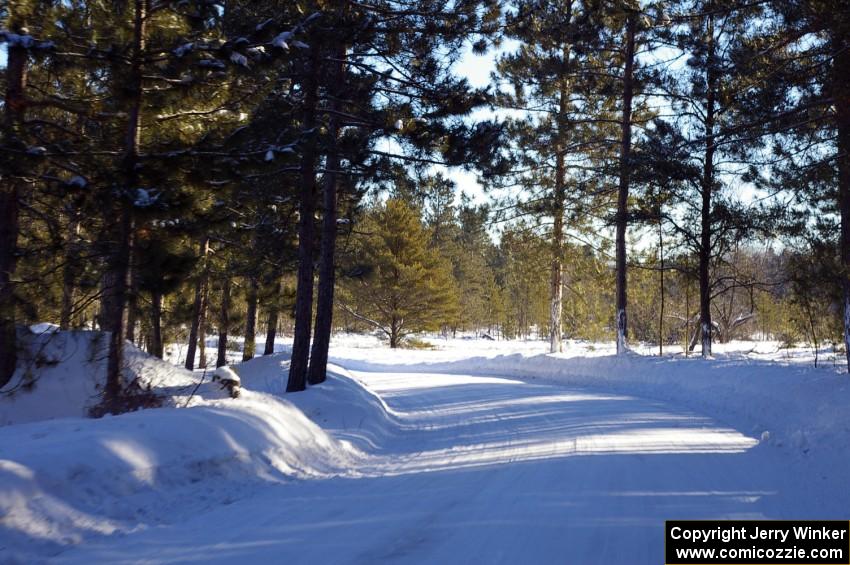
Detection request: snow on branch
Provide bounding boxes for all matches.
[0,29,54,50]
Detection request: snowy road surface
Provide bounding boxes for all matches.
[53,370,844,564]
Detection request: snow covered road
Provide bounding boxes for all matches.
[50,369,847,564]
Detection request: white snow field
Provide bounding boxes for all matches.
[2,330,849,564]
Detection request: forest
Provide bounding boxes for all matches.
[2,0,849,413]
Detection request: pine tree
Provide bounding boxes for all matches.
[757,0,850,371]
[288,0,497,389]
[1,0,313,406]
[497,223,551,339]
[613,2,638,354]
[653,0,771,357]
[493,0,615,353]
[0,1,56,386]
[340,199,458,348]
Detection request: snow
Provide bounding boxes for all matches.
[324,336,850,460]
[0,383,362,560]
[133,188,158,208]
[264,145,295,161]
[271,31,291,50]
[199,59,226,70]
[0,333,365,561]
[172,42,193,57]
[229,52,249,67]
[0,30,54,50]
[213,366,240,384]
[67,176,87,189]
[1,331,848,563]
[0,331,196,426]
[0,31,36,48]
[29,322,59,334]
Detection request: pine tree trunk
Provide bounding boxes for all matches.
[699,13,716,359]
[60,218,81,330]
[390,318,400,349]
[103,206,133,402]
[684,256,691,356]
[308,38,346,386]
[836,43,850,373]
[658,219,664,356]
[243,275,258,362]
[0,29,28,388]
[264,279,281,356]
[198,288,209,369]
[615,9,636,355]
[217,277,231,368]
[287,45,321,393]
[185,237,209,370]
[148,291,163,358]
[0,185,18,388]
[125,243,138,343]
[549,80,569,354]
[104,0,147,406]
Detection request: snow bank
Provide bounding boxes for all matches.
[236,354,403,450]
[0,390,362,560]
[0,330,194,426]
[0,333,384,562]
[328,339,850,461]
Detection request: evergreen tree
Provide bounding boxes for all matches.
[286,0,497,390]
[654,0,771,356]
[497,223,551,339]
[340,199,458,348]
[757,0,850,371]
[492,0,615,353]
[0,1,56,386]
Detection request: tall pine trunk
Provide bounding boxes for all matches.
[125,243,138,343]
[243,275,258,362]
[698,12,716,359]
[658,219,664,356]
[549,80,569,354]
[198,293,209,369]
[264,278,281,356]
[548,11,573,355]
[104,0,147,406]
[615,8,636,355]
[0,27,28,387]
[216,277,231,368]
[103,207,133,402]
[684,256,691,356]
[60,218,81,330]
[287,44,321,392]
[185,237,209,370]
[148,291,163,358]
[0,186,18,388]
[308,38,346,385]
[836,37,850,372]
